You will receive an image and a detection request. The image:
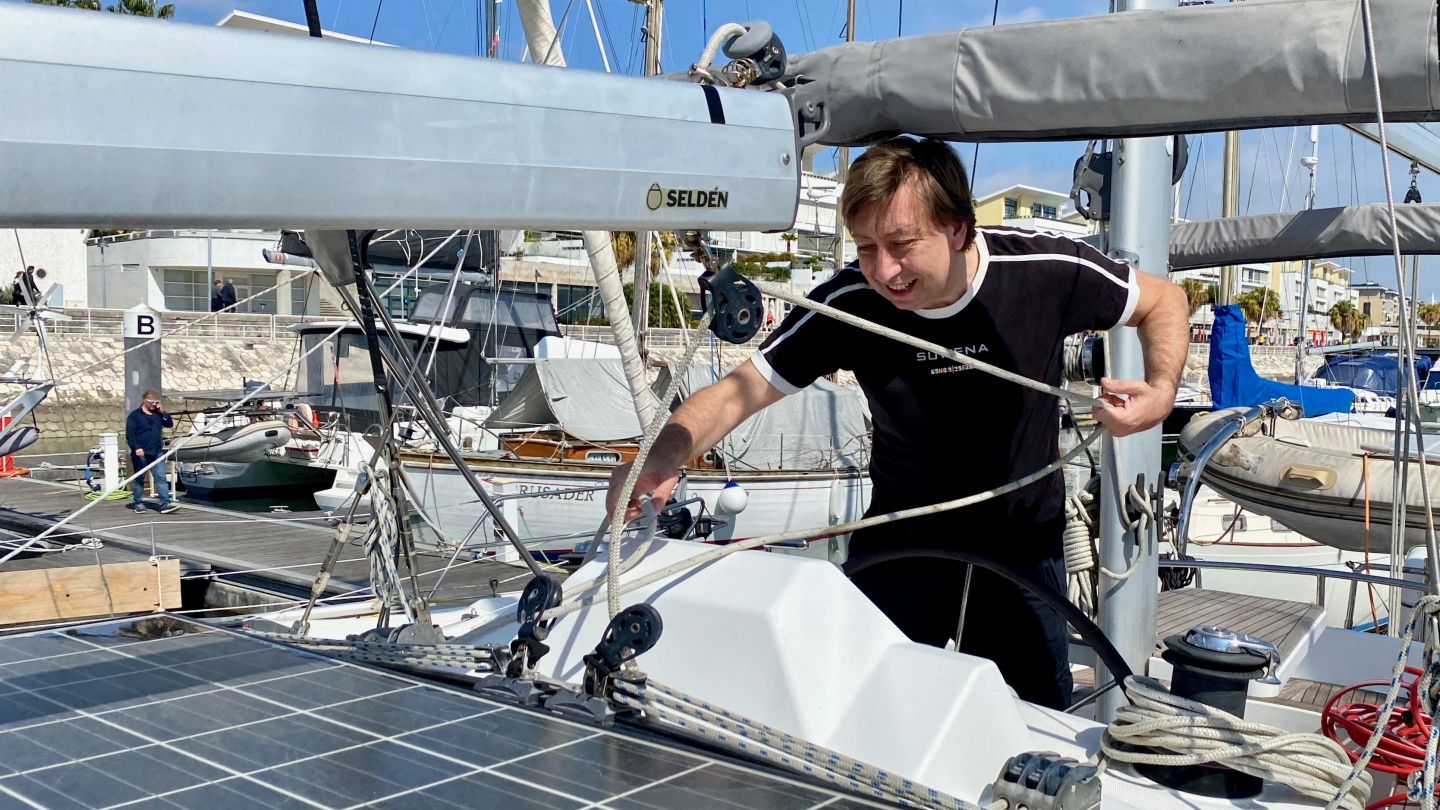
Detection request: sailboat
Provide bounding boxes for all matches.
[10,0,1440,808]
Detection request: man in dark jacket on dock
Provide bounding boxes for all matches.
[126,390,178,514]
[219,278,238,312]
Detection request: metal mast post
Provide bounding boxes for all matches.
[832,0,856,275]
[631,0,662,361]
[1296,126,1319,385]
[1096,0,1176,723]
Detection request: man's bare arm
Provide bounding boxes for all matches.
[1093,270,1189,438]
[605,359,787,520]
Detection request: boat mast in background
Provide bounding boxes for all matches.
[1095,0,1174,723]
[832,0,855,276]
[630,0,662,364]
[1296,125,1319,385]
[1218,0,1241,309]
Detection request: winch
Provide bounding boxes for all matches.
[1136,624,1280,798]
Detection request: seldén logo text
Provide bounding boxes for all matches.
[647,183,729,211]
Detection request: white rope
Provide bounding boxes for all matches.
[613,678,979,810]
[1102,676,1370,810]
[542,424,1104,623]
[358,461,411,621]
[752,280,1108,411]
[603,308,715,617]
[696,23,747,69]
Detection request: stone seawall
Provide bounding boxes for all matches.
[0,334,297,451]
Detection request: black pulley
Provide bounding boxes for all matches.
[656,498,695,539]
[508,575,564,676]
[583,603,664,695]
[699,264,765,344]
[1136,625,1276,799]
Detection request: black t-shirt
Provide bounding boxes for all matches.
[752,227,1138,541]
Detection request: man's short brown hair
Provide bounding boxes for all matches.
[840,136,977,251]
[142,390,160,401]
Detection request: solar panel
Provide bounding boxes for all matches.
[0,617,887,809]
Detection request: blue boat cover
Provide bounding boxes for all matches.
[1208,305,1353,417]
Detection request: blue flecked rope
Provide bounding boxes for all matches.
[1329,595,1440,810]
[612,679,979,810]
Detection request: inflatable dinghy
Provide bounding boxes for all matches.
[1179,407,1440,553]
[171,420,291,463]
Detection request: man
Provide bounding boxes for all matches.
[210,279,225,312]
[606,137,1187,709]
[220,278,238,312]
[126,389,178,514]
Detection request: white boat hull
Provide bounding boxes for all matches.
[400,457,871,560]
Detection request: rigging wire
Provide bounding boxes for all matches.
[969,0,1001,185]
[367,0,383,43]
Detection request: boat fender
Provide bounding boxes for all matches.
[991,752,1101,810]
[1211,443,1260,473]
[716,480,749,513]
[1279,463,1337,492]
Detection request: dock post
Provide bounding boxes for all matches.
[122,304,162,417]
[99,433,118,495]
[1095,0,1176,723]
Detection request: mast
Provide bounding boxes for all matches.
[1296,126,1319,385]
[832,0,856,276]
[1219,130,1239,306]
[1096,0,1176,722]
[631,0,662,361]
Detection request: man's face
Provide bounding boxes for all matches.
[851,180,968,311]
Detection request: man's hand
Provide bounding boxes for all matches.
[134,448,145,458]
[1092,376,1176,438]
[604,458,681,523]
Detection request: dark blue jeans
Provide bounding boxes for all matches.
[130,453,172,507]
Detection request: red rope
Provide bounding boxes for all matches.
[1322,667,1431,777]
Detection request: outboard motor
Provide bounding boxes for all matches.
[1136,624,1280,798]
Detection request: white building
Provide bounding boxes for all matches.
[88,230,319,315]
[0,230,88,308]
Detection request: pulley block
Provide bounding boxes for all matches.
[700,264,765,344]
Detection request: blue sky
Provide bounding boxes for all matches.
[24,0,1440,297]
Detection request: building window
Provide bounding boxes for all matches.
[1040,205,1057,219]
[162,269,207,312]
[1031,203,1043,217]
[1003,198,1018,218]
[555,283,604,325]
[1363,302,1372,317]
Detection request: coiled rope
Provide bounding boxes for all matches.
[1102,676,1370,810]
[359,462,410,621]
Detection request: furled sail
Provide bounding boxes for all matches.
[784,0,1439,146]
[1169,204,1440,270]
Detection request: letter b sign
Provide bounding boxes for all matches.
[123,305,160,339]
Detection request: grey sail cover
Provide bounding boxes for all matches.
[484,359,642,442]
[655,364,871,471]
[784,0,1440,146]
[1169,204,1440,270]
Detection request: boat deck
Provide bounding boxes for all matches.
[1155,588,1324,660]
[0,477,550,617]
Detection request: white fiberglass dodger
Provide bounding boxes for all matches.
[1169,204,1440,271]
[0,4,799,232]
[784,0,1440,146]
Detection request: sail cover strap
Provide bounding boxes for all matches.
[1169,204,1440,270]
[783,0,1440,146]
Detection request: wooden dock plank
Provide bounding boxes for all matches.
[0,477,547,610]
[0,558,181,624]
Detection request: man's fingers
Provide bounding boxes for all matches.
[1099,377,1148,396]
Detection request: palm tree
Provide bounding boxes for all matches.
[1328,300,1369,340]
[27,0,172,17]
[1235,289,1283,325]
[27,0,103,9]
[609,232,676,272]
[106,0,173,17]
[1179,278,1209,315]
[1417,302,1440,346]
